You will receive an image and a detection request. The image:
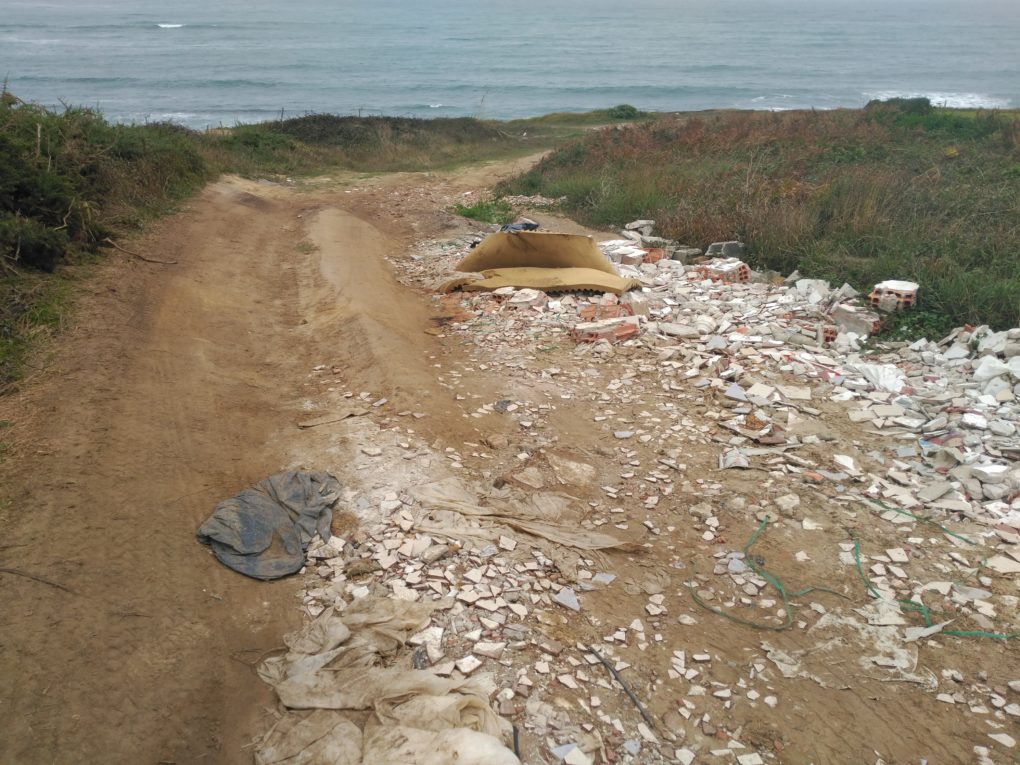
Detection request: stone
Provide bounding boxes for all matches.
[962,412,988,430]
[972,464,1008,484]
[990,419,1016,436]
[508,288,547,308]
[988,733,1016,749]
[725,383,747,401]
[658,322,700,339]
[706,240,745,258]
[420,544,452,563]
[774,494,800,512]
[986,555,1020,574]
[553,587,581,611]
[475,641,506,659]
[830,304,881,336]
[973,356,1010,381]
[637,722,658,743]
[777,385,812,401]
[563,747,592,765]
[557,674,579,690]
[455,655,482,675]
[917,481,953,502]
[625,219,656,232]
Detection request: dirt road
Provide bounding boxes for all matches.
[1,159,1014,764]
[0,160,529,763]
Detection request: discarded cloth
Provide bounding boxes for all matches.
[411,476,636,551]
[256,596,520,765]
[196,471,341,580]
[498,218,540,233]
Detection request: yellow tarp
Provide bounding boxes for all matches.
[441,267,640,296]
[456,232,616,275]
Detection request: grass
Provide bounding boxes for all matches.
[453,197,515,225]
[0,269,74,385]
[501,100,1020,333]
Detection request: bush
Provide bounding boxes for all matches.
[0,99,211,270]
[607,104,641,120]
[865,96,932,115]
[0,214,68,271]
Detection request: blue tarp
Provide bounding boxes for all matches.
[196,471,341,580]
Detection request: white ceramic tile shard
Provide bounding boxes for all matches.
[454,655,481,675]
[553,587,581,612]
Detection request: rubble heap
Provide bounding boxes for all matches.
[258,212,1019,765]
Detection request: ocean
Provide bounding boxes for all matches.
[2,0,1018,129]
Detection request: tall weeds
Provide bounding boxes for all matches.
[501,105,1020,330]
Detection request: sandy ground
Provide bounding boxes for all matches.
[0,158,533,763]
[0,156,1016,764]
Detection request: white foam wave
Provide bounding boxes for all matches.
[864,90,1010,109]
[429,103,443,108]
[157,23,185,29]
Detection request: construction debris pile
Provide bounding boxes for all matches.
[251,213,1019,764]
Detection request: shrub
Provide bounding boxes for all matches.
[607,104,641,120]
[865,96,932,115]
[0,214,68,271]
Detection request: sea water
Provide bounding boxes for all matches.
[1,0,1017,129]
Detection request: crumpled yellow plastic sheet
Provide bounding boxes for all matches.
[440,266,640,296]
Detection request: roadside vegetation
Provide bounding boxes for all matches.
[501,99,1020,333]
[4,92,1017,384]
[453,197,515,225]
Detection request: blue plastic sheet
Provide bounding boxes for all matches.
[196,471,341,580]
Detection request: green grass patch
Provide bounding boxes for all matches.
[453,197,514,225]
[0,269,74,386]
[500,99,1020,332]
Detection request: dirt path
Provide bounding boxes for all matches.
[0,160,522,763]
[1,156,1015,765]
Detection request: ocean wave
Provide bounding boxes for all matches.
[0,36,67,45]
[864,90,1011,109]
[13,75,288,89]
[157,23,185,29]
